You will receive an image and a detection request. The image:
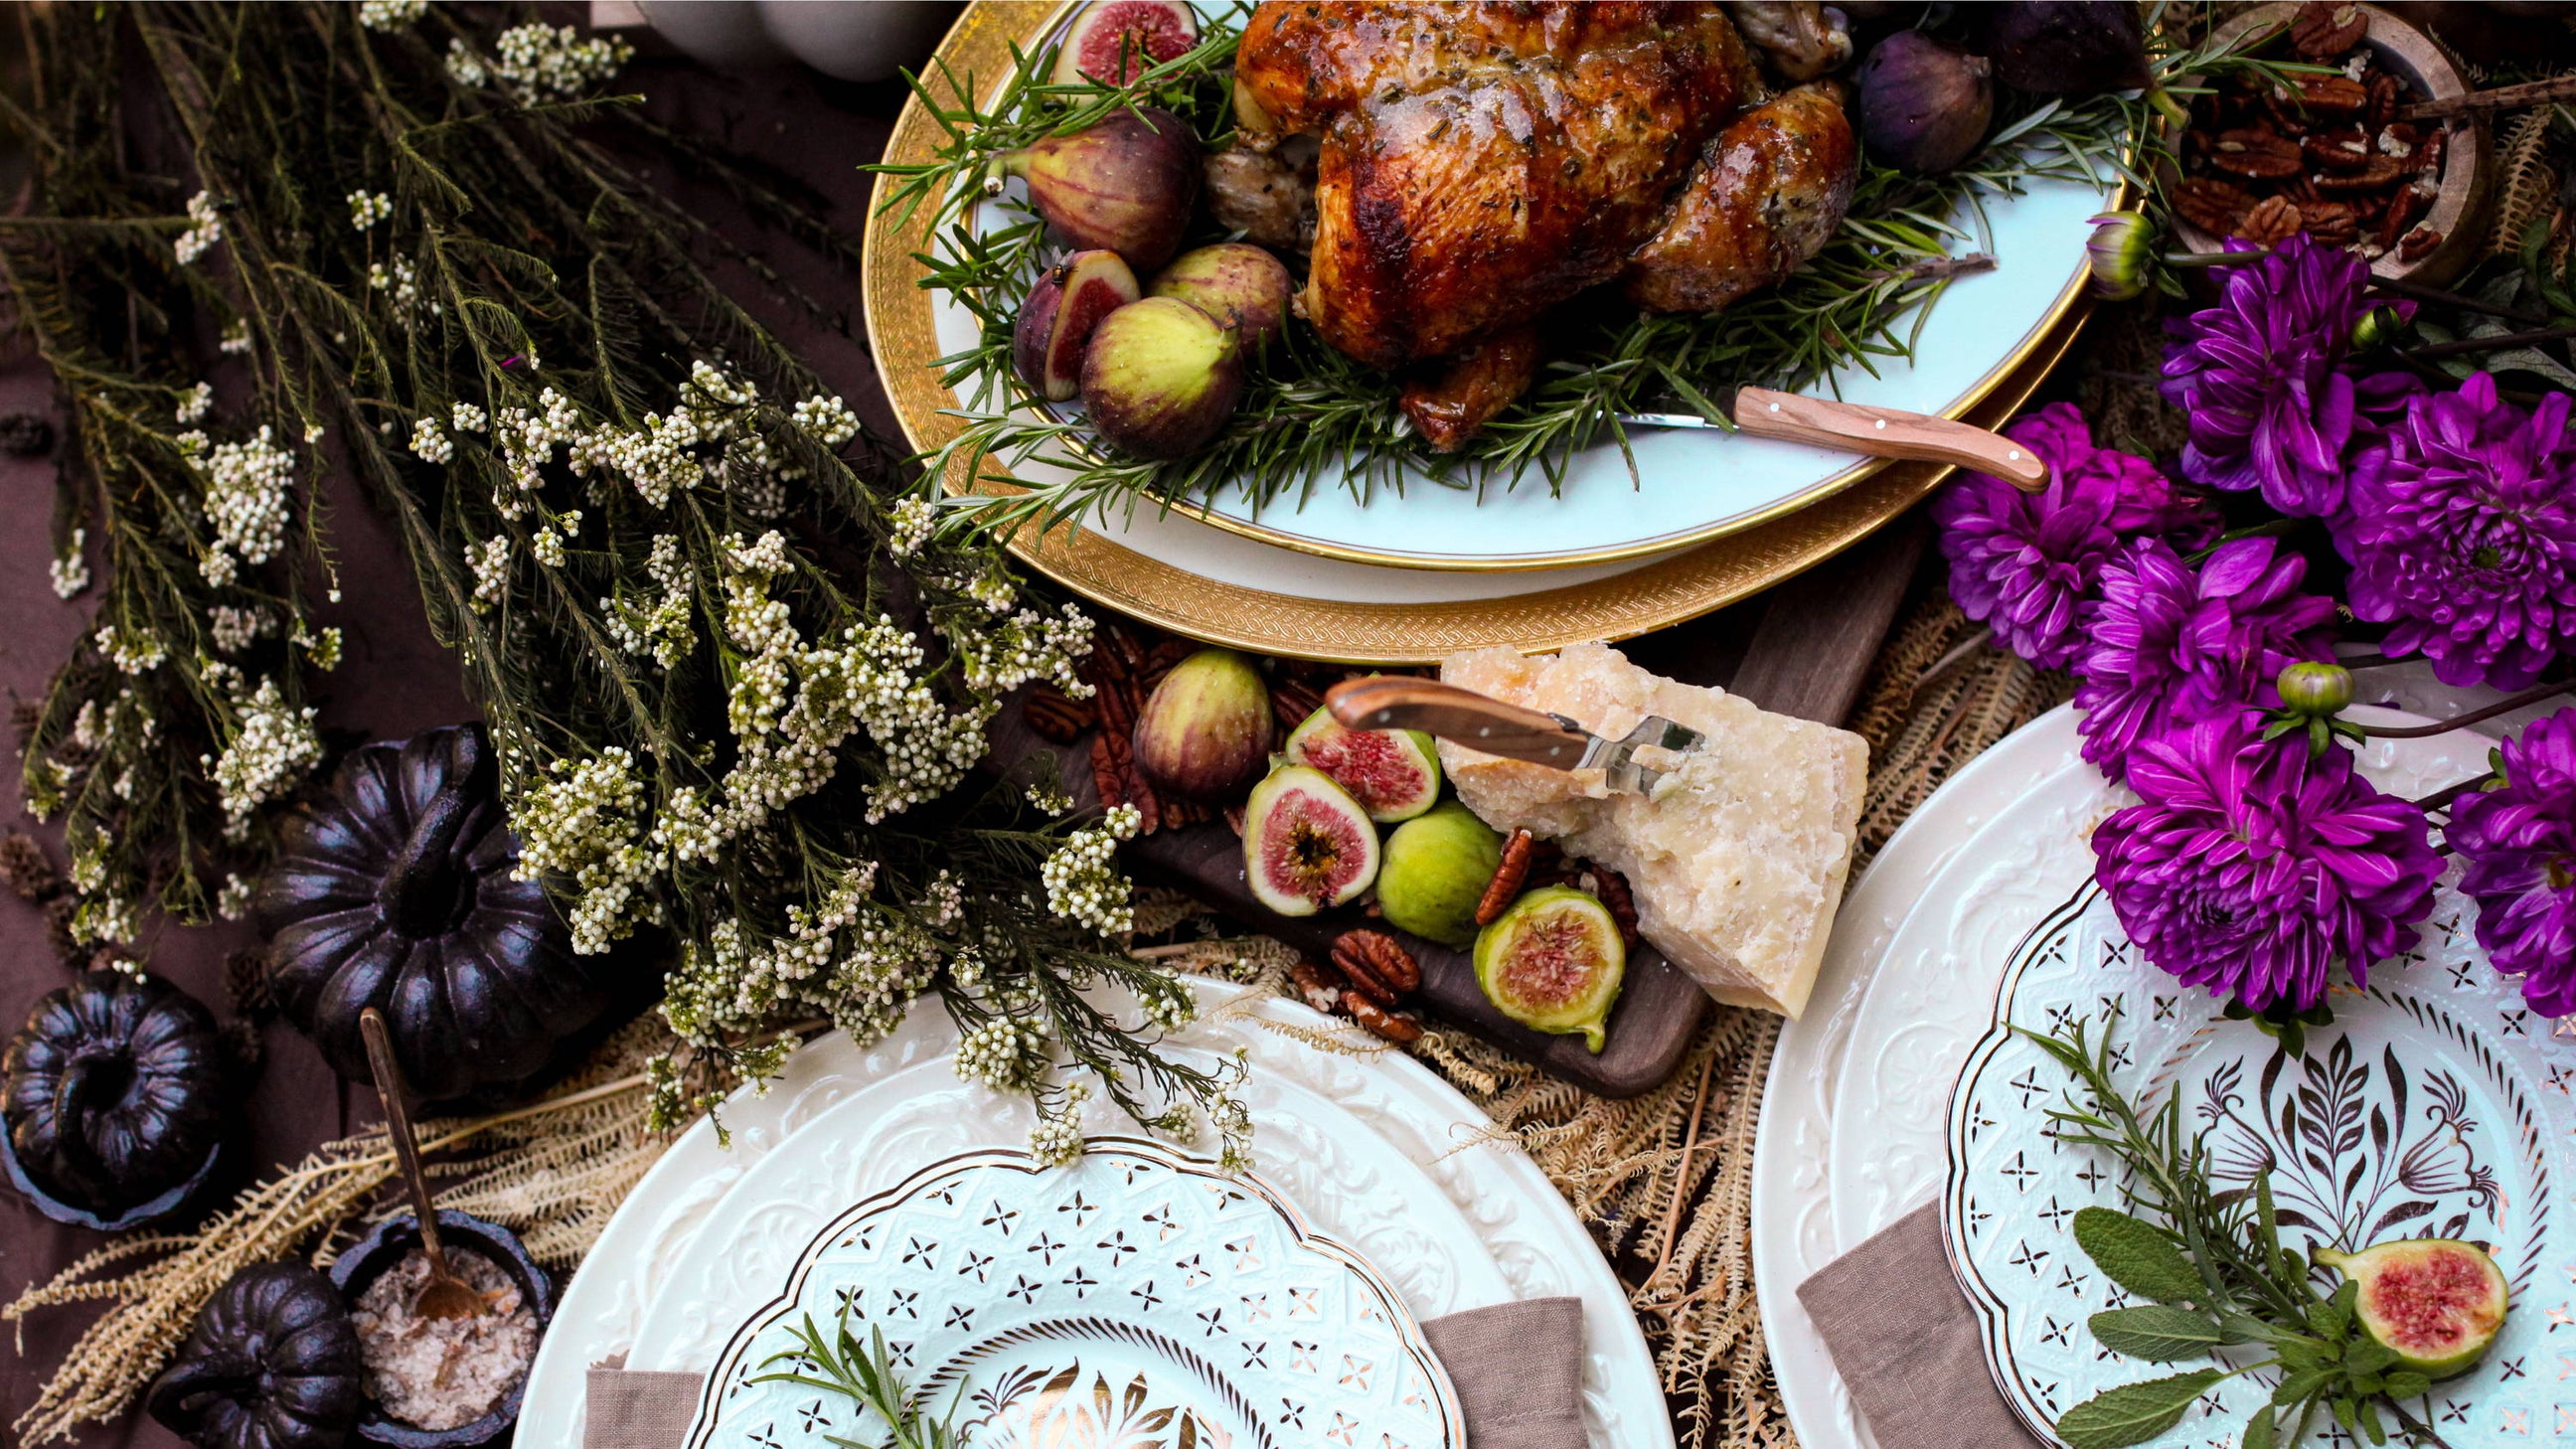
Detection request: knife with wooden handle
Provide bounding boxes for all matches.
[1326,677,1704,795]
[1617,385,2050,492]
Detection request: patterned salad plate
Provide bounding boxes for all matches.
[1946,881,2576,1449]
[683,1137,1462,1449]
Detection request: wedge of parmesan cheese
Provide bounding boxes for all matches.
[1438,642,1866,1018]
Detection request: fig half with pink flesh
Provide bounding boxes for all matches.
[1050,0,1200,86]
[2315,1238,2508,1379]
[1281,705,1441,822]
[1475,886,1625,1052]
[1014,249,1141,402]
[997,107,1199,270]
[1150,242,1293,346]
[1241,764,1379,916]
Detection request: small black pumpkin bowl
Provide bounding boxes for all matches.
[328,1209,554,1449]
[0,1126,224,1232]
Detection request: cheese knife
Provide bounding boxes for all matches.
[1615,385,2049,492]
[1326,676,1703,795]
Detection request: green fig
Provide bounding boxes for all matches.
[1376,802,1505,948]
[1079,297,1245,460]
[1150,242,1293,346]
[1474,886,1625,1051]
[1132,647,1272,800]
[2315,1238,2509,1379]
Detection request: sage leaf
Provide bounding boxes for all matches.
[2343,1338,2400,1377]
[2242,1404,2278,1449]
[2381,1370,2431,1402]
[2089,1306,2227,1362]
[2055,1369,2227,1449]
[2272,1368,2334,1407]
[2074,1207,2204,1304]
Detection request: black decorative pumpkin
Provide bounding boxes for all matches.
[256,724,601,1100]
[2,970,227,1227]
[149,1262,367,1449]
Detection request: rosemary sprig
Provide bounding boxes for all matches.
[878,5,2296,540]
[751,1313,960,1449]
[2025,1018,2458,1449]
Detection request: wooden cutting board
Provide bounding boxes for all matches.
[990,521,1924,1097]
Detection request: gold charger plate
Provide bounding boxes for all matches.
[862,2,2093,663]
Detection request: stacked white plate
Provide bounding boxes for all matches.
[519,980,1672,1449]
[1750,705,2508,1448]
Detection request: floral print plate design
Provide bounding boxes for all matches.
[684,1136,1462,1449]
[1946,881,2576,1449]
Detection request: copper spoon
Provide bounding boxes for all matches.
[359,1008,486,1321]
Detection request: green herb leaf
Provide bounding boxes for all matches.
[2089,1306,2228,1362]
[2272,1368,2335,1407]
[2343,1338,2401,1377]
[2380,1370,2431,1402]
[2055,1370,2227,1449]
[2241,1403,2278,1449]
[2310,1280,2355,1343]
[2074,1207,2206,1304]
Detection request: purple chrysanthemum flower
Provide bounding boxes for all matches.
[2446,708,2576,1017]
[2159,235,2414,518]
[2074,535,2337,780]
[2093,714,2443,1013]
[2334,372,2576,690]
[1931,403,2218,669]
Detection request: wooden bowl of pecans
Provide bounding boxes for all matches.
[2171,1,2491,285]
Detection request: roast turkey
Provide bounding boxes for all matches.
[1227,1,1859,447]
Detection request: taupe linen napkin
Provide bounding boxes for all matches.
[1794,1201,2042,1449]
[583,1297,1587,1448]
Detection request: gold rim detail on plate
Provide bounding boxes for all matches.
[863,1,2091,659]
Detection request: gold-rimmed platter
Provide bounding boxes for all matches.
[863,1,2100,657]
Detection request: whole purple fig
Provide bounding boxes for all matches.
[1132,647,1272,800]
[1856,31,1993,173]
[1150,242,1294,346]
[995,107,1200,270]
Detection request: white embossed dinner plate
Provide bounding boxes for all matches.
[521,981,1667,1449]
[1949,884,2576,1449]
[682,1137,1462,1449]
[1753,706,2495,1449]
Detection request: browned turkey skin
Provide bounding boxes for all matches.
[1229,1,1859,449]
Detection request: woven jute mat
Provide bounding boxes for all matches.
[1390,590,2070,1448]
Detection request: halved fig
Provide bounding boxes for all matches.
[1050,0,1200,86]
[1241,764,1379,916]
[1014,249,1141,402]
[2316,1238,2509,1379]
[1282,705,1440,823]
[1474,886,1625,1051]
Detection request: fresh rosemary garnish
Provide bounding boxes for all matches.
[752,1314,960,1449]
[874,5,2296,541]
[2027,1019,2462,1449]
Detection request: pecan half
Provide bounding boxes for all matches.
[2315,155,2407,194]
[1091,731,1130,811]
[1270,678,1325,735]
[1332,928,1420,1004]
[2290,1,2367,60]
[2209,128,2304,180]
[2175,177,2255,237]
[2366,72,2400,130]
[2293,74,2369,117]
[2303,129,2375,174]
[2376,183,2424,250]
[1162,796,1212,829]
[1476,829,1535,926]
[2398,225,2444,262]
[1292,957,1352,1015]
[1022,683,1097,744]
[2298,200,2360,246]
[1345,991,1423,1044]
[2235,194,2306,247]
[1587,868,1642,948]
